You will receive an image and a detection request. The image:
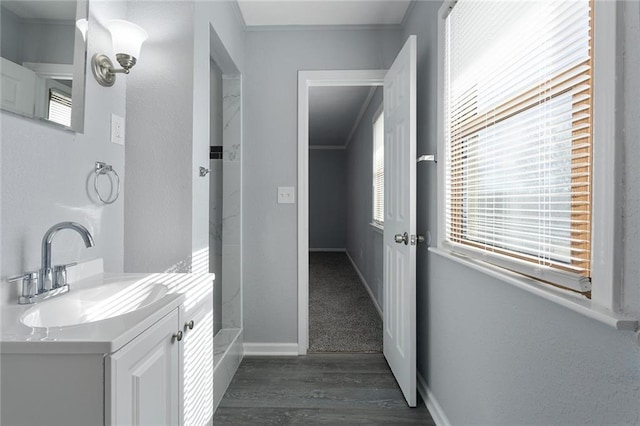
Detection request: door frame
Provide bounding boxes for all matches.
[297,70,387,355]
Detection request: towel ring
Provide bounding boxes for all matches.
[94,161,120,205]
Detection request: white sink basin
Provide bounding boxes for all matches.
[20,281,168,328]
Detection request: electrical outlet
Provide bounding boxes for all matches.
[277,187,295,204]
[111,113,125,145]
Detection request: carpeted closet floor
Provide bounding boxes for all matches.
[309,252,382,353]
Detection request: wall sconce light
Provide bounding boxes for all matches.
[92,19,148,87]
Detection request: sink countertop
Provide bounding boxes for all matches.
[0,267,214,355]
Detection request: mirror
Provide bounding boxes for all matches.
[0,0,87,132]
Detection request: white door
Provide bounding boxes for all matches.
[383,35,417,407]
[1,58,36,117]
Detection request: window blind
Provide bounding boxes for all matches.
[373,111,385,226]
[48,88,72,127]
[444,0,593,292]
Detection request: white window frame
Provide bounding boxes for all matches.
[371,103,384,230]
[434,0,634,327]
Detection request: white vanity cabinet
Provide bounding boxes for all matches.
[0,272,215,426]
[108,289,215,426]
[106,307,182,425]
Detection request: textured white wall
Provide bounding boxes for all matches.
[403,1,640,424]
[123,1,195,273]
[123,0,244,273]
[0,1,126,282]
[242,28,401,344]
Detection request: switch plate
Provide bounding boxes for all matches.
[277,186,295,204]
[111,113,125,145]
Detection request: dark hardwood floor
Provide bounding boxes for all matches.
[213,354,435,425]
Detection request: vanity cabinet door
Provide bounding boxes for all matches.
[106,308,182,426]
[182,292,214,426]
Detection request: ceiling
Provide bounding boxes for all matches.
[237,0,412,27]
[309,86,377,147]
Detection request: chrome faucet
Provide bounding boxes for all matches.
[40,222,95,291]
[8,221,95,304]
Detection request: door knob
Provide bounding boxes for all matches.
[394,232,409,245]
[186,320,195,330]
[173,330,183,342]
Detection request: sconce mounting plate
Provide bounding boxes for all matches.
[92,53,116,87]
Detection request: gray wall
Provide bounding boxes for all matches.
[243,28,401,344]
[403,1,640,424]
[309,149,346,249]
[345,87,383,308]
[21,20,75,65]
[0,7,74,65]
[0,0,126,284]
[1,7,21,63]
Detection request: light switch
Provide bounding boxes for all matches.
[277,186,295,204]
[111,113,125,145]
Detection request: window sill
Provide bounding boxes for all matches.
[429,247,639,331]
[369,222,384,234]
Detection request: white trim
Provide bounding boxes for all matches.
[22,62,73,80]
[308,145,346,150]
[344,86,377,149]
[298,70,387,355]
[309,248,345,252]
[243,342,299,356]
[430,247,638,331]
[436,1,453,252]
[590,0,621,312]
[345,250,383,319]
[229,0,247,30]
[417,372,452,426]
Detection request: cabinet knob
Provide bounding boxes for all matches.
[186,320,195,330]
[173,330,183,342]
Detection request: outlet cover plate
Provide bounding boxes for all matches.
[111,113,125,145]
[277,186,295,204]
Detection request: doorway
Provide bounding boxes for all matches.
[307,83,384,353]
[297,70,386,355]
[298,35,417,407]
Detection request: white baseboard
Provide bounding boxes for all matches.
[309,248,346,252]
[417,371,452,426]
[345,250,383,318]
[243,342,299,356]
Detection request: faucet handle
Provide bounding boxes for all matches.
[52,263,77,288]
[8,272,39,299]
[8,272,38,283]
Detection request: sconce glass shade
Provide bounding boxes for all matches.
[92,19,148,87]
[76,19,88,41]
[106,19,148,59]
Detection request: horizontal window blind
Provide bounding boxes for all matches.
[444,0,593,291]
[48,88,72,127]
[373,111,385,226]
